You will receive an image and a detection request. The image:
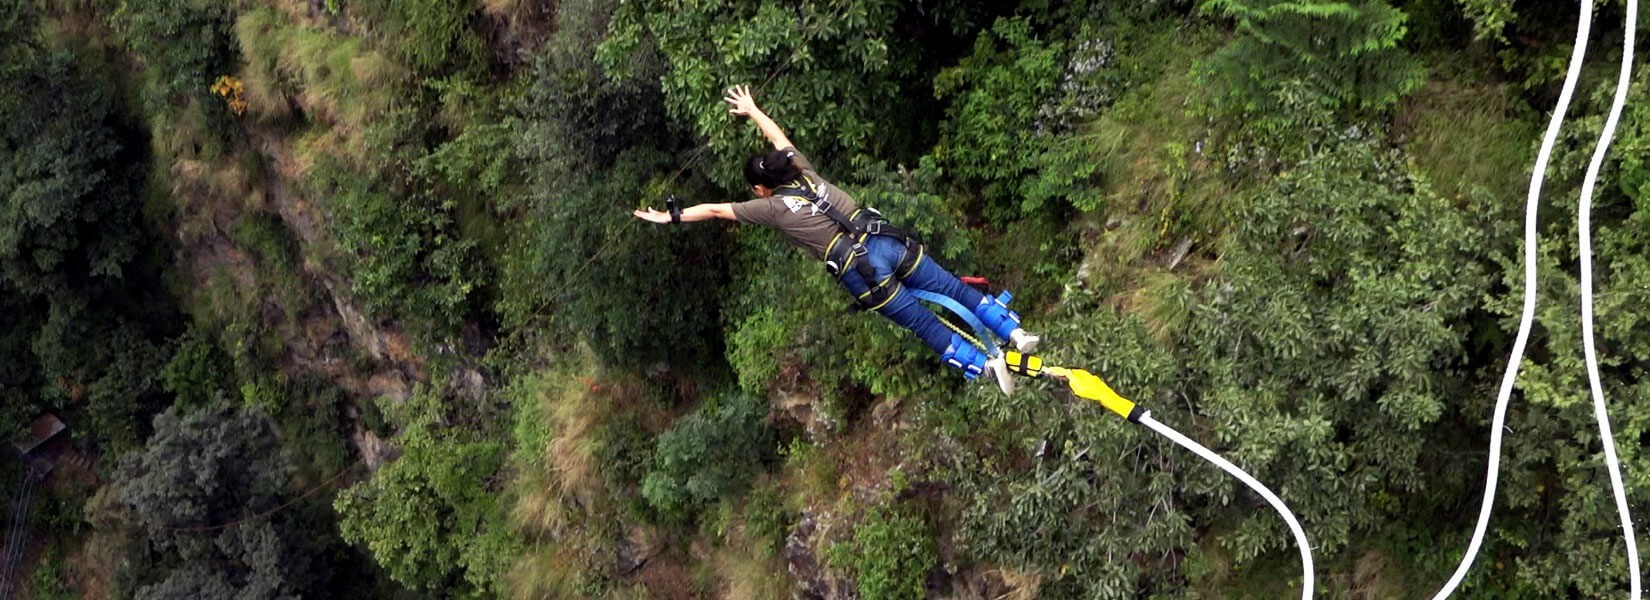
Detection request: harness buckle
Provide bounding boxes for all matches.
[849,243,868,258]
[865,220,885,236]
[813,198,834,215]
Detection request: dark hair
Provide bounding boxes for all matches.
[744,149,803,188]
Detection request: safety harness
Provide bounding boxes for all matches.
[773,177,923,311]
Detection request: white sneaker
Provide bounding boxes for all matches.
[1009,329,1040,353]
[984,355,1015,396]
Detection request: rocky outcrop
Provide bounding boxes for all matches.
[785,510,858,600]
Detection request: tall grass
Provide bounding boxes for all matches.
[1397,76,1535,204]
[509,368,614,535]
[504,361,664,598]
[234,7,407,139]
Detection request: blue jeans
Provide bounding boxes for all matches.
[838,235,986,355]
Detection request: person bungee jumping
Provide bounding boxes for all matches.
[632,85,1040,395]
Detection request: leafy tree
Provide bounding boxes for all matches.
[828,504,938,600]
[1199,0,1425,112]
[1172,134,1491,561]
[934,17,1102,218]
[114,402,327,600]
[116,0,240,117]
[301,156,482,340]
[597,0,926,184]
[952,105,1497,595]
[1,1,178,451]
[642,392,775,522]
[161,329,234,411]
[515,146,733,368]
[508,1,732,368]
[335,392,513,597]
[1455,0,1515,43]
[1,16,140,296]
[1456,71,1650,597]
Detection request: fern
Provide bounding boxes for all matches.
[1199,0,1425,113]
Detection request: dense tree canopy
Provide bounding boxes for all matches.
[113,403,325,600]
[1,0,178,453]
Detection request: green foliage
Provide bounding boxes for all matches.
[642,392,775,523]
[1455,0,1514,43]
[1199,0,1425,113]
[26,0,1650,596]
[1,4,178,450]
[599,0,921,184]
[116,0,239,116]
[306,157,481,338]
[32,299,174,452]
[352,0,485,74]
[336,389,514,597]
[1177,135,1491,561]
[229,211,302,271]
[511,144,730,367]
[950,310,1184,597]
[827,503,937,600]
[1453,70,1650,597]
[267,376,354,478]
[504,5,735,368]
[515,0,666,188]
[161,329,233,411]
[2,17,140,295]
[113,402,330,599]
[116,402,291,528]
[740,479,791,554]
[25,543,78,600]
[934,17,1101,218]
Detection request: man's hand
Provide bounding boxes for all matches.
[633,208,673,224]
[724,84,761,118]
[725,84,793,150]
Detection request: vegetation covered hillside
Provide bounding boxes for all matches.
[2,0,1647,598]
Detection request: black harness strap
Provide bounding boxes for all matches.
[776,177,924,310]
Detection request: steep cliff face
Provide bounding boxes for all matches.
[171,132,421,386]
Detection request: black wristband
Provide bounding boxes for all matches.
[665,195,682,224]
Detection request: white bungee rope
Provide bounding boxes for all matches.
[1139,413,1315,598]
[1433,1,1597,597]
[1578,0,1641,594]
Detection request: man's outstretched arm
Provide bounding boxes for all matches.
[633,203,736,224]
[724,84,794,151]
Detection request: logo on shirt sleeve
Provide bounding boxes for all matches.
[781,197,807,213]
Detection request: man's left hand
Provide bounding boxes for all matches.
[633,208,673,224]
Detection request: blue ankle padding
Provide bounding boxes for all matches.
[941,335,986,379]
[973,291,1021,340]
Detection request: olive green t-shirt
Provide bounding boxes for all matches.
[731,147,858,259]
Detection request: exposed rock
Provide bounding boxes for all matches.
[1166,236,1194,270]
[615,526,663,577]
[869,396,904,432]
[452,367,487,402]
[944,567,1042,600]
[774,389,834,441]
[352,429,398,471]
[366,371,412,404]
[785,510,857,600]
